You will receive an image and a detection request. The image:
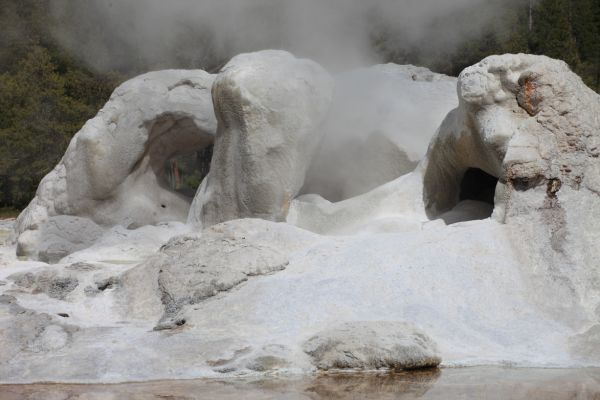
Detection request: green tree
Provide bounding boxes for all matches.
[530,0,580,66]
[0,0,121,209]
[571,0,600,89]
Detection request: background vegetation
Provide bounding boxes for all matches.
[0,0,598,211]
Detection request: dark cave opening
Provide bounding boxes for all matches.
[165,145,214,198]
[459,168,498,206]
[436,167,499,225]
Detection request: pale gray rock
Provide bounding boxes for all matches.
[16,215,104,263]
[8,269,79,300]
[189,50,333,227]
[303,322,441,371]
[421,54,600,222]
[0,295,78,365]
[420,54,600,326]
[120,218,318,328]
[570,324,600,362]
[1,54,600,384]
[14,70,217,259]
[153,233,288,330]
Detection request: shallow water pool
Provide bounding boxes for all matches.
[2,367,600,399]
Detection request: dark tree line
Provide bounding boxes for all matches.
[374,0,600,90]
[0,0,598,210]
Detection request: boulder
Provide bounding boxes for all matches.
[303,321,441,371]
[120,218,319,328]
[14,70,217,259]
[16,216,104,263]
[189,50,333,227]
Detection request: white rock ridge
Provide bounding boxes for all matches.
[188,50,334,228]
[14,70,217,260]
[1,53,600,383]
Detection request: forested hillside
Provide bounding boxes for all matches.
[0,0,598,210]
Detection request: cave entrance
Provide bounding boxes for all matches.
[459,168,498,206]
[437,168,498,225]
[165,145,213,198]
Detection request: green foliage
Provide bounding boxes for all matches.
[0,207,20,219]
[0,0,121,209]
[374,0,600,91]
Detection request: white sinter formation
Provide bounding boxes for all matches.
[13,70,217,262]
[0,52,599,383]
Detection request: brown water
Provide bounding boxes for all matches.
[2,367,600,399]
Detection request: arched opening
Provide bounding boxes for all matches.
[120,113,214,226]
[165,145,213,198]
[459,168,498,205]
[438,168,498,225]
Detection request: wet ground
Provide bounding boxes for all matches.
[2,367,600,399]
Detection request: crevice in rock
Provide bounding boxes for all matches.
[431,168,498,224]
[459,168,498,206]
[96,277,120,292]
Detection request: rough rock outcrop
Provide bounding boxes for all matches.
[120,218,319,329]
[421,54,600,328]
[1,54,600,383]
[14,70,217,260]
[189,50,333,227]
[8,269,79,300]
[303,322,441,371]
[0,295,79,365]
[16,216,104,263]
[422,54,600,222]
[303,64,457,201]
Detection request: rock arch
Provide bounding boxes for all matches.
[15,70,217,260]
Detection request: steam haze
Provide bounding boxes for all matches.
[49,0,512,72]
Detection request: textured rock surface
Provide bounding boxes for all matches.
[420,54,600,326]
[14,70,217,259]
[16,216,105,263]
[303,64,457,201]
[120,218,319,328]
[0,295,78,366]
[148,230,290,329]
[0,54,599,384]
[303,322,441,371]
[8,269,79,300]
[422,54,600,221]
[189,50,333,227]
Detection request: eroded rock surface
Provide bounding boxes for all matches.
[0,295,78,365]
[121,218,319,329]
[8,269,79,300]
[16,216,104,264]
[15,70,217,260]
[1,53,599,384]
[303,322,441,371]
[420,54,600,328]
[189,50,333,227]
[422,54,600,222]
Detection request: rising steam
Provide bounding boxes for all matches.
[49,0,512,72]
